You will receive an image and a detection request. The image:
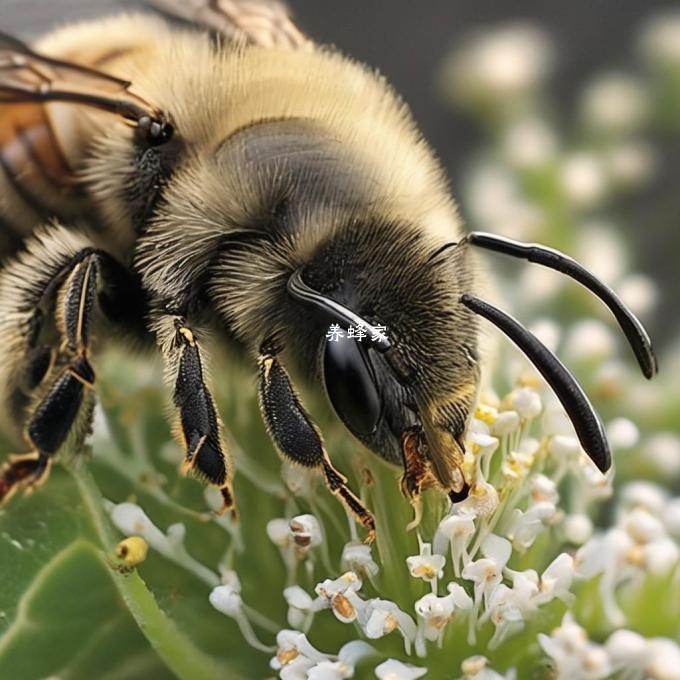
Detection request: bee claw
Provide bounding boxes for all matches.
[405,494,423,532]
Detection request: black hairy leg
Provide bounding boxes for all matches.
[0,226,142,503]
[151,313,235,515]
[257,345,376,543]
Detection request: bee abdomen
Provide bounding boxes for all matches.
[0,103,85,256]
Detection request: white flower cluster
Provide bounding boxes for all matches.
[575,481,680,626]
[105,379,680,679]
[540,612,680,680]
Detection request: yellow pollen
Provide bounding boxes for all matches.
[475,405,498,424]
[277,648,299,666]
[384,613,398,633]
[115,536,148,567]
[331,593,356,620]
[626,545,646,566]
[413,564,437,579]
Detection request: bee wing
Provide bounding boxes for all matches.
[149,0,311,49]
[0,31,158,124]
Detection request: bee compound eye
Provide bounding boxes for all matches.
[322,335,381,437]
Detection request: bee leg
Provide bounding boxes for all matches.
[400,426,435,531]
[0,356,96,503]
[0,222,148,505]
[153,314,235,516]
[257,346,376,543]
[0,244,114,503]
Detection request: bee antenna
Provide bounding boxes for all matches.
[287,270,391,352]
[460,293,611,473]
[465,231,658,379]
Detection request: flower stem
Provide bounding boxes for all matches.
[70,460,237,680]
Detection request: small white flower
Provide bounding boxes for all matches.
[462,534,511,605]
[491,410,521,437]
[433,509,477,575]
[267,518,292,547]
[534,553,574,605]
[548,435,581,463]
[663,498,680,538]
[538,612,611,680]
[289,514,323,550]
[283,586,321,629]
[341,542,379,578]
[644,537,680,575]
[646,638,680,680]
[209,583,242,617]
[307,660,353,680]
[605,629,649,674]
[457,480,500,517]
[374,658,427,680]
[620,481,669,516]
[362,599,417,649]
[563,513,594,545]
[110,502,170,552]
[504,502,557,551]
[529,474,559,505]
[461,655,517,679]
[315,572,365,624]
[480,584,525,648]
[607,417,640,450]
[510,387,543,420]
[414,583,472,654]
[406,543,446,584]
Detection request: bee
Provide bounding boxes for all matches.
[0,0,657,541]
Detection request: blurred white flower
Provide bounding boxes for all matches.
[538,612,611,680]
[577,223,629,286]
[502,117,558,168]
[607,417,640,450]
[580,74,649,133]
[534,553,575,605]
[510,387,543,420]
[560,152,608,208]
[441,22,554,104]
[605,629,650,677]
[643,433,680,478]
[646,638,680,680]
[617,273,659,317]
[374,659,427,680]
[563,319,616,365]
[639,10,680,66]
[562,513,594,545]
[461,655,517,680]
[605,142,657,188]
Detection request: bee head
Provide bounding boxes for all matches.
[288,217,481,494]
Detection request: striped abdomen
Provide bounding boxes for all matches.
[0,101,88,257]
